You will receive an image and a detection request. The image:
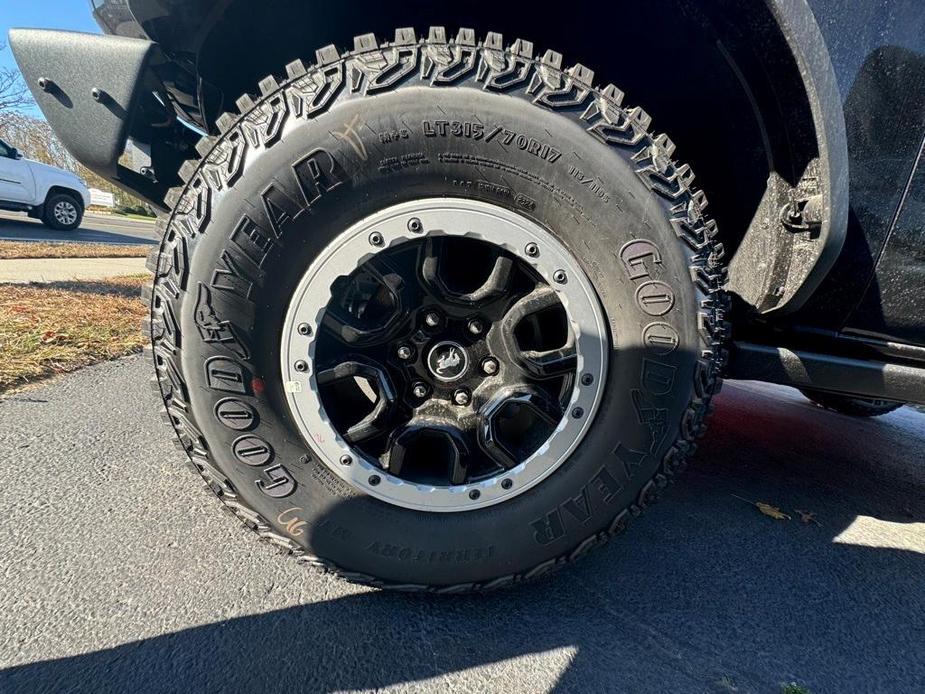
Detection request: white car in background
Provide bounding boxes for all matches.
[0,137,90,230]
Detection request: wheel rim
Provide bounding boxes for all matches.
[53,200,78,225]
[281,199,608,512]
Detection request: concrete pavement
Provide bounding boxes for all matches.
[0,210,158,245]
[0,356,923,693]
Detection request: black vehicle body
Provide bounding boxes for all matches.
[10,0,925,404]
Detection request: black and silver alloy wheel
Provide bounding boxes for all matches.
[281,199,607,511]
[145,28,728,591]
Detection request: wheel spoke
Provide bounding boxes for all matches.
[322,257,408,345]
[316,359,398,444]
[420,237,513,304]
[499,286,577,378]
[384,420,470,482]
[476,254,515,301]
[449,449,469,485]
[321,310,373,345]
[509,284,560,314]
[365,256,405,293]
[519,344,577,378]
[477,429,518,470]
[477,387,562,469]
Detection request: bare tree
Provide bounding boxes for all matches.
[0,43,33,122]
[0,112,151,211]
[0,112,74,166]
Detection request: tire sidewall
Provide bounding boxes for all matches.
[43,192,83,231]
[155,70,713,586]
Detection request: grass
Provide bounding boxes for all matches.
[0,240,151,259]
[0,275,147,394]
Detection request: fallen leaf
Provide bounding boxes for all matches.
[795,509,822,526]
[732,494,792,521]
[756,502,791,521]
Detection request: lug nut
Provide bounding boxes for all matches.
[297,323,313,336]
[501,479,513,490]
[525,243,539,257]
[469,489,481,500]
[368,231,384,246]
[294,360,309,372]
[369,474,381,486]
[454,389,471,406]
[397,345,414,361]
[468,319,484,336]
[482,358,499,375]
[408,217,423,233]
[581,373,594,386]
[424,311,441,328]
[340,454,353,466]
[572,407,585,419]
[412,383,429,399]
[553,270,568,284]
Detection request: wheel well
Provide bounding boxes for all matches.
[191,0,834,312]
[44,186,84,208]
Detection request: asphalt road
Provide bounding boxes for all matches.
[0,357,923,693]
[0,210,158,245]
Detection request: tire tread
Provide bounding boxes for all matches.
[145,29,730,593]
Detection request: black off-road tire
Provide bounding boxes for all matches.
[41,191,83,231]
[800,389,904,417]
[143,28,729,591]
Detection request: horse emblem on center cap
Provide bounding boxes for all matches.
[427,341,469,382]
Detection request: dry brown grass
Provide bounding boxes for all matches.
[0,241,151,259]
[0,275,147,393]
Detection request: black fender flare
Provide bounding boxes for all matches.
[9,28,190,211]
[758,0,849,314]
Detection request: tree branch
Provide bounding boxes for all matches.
[0,42,34,123]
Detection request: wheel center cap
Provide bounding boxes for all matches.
[427,341,469,382]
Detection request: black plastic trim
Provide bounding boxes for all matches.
[9,29,156,178]
[761,0,850,315]
[728,341,925,405]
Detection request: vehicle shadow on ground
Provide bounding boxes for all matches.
[0,215,156,245]
[3,383,924,693]
[32,278,146,297]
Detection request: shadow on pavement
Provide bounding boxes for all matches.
[2,383,923,693]
[26,278,147,297]
[0,214,156,245]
